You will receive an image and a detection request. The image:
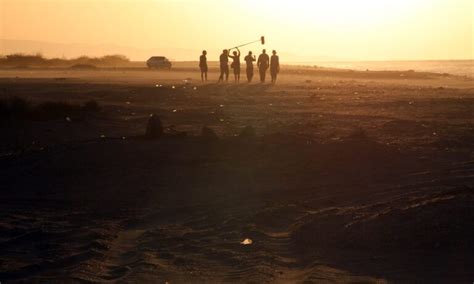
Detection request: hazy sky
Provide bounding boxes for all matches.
[0,0,472,61]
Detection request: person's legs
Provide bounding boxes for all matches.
[225,67,229,81]
[205,71,207,81]
[260,68,267,82]
[218,67,224,82]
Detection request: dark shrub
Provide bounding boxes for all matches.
[0,97,31,119]
[9,97,31,115]
[0,99,8,118]
[0,53,130,68]
[82,100,100,112]
[347,127,368,140]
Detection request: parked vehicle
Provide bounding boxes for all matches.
[146,56,172,69]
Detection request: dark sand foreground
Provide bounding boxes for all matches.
[0,67,473,283]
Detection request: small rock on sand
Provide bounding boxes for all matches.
[145,114,164,139]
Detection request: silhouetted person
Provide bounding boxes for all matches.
[229,48,241,83]
[270,50,280,83]
[257,49,270,83]
[218,49,229,82]
[244,51,256,82]
[199,50,208,81]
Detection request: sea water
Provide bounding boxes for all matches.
[311,60,473,77]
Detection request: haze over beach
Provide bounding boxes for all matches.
[1,0,472,61]
[0,0,473,283]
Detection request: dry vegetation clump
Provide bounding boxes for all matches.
[0,53,130,68]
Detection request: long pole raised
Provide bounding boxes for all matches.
[229,36,265,50]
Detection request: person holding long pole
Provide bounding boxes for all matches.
[228,48,241,83]
[230,36,265,50]
[219,36,264,83]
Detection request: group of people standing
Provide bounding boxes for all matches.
[199,49,280,83]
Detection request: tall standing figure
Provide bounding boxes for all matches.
[199,50,208,81]
[244,51,256,83]
[228,48,241,83]
[270,50,280,83]
[257,49,270,83]
[218,49,230,82]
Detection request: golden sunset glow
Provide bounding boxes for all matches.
[0,0,472,61]
[0,0,473,282]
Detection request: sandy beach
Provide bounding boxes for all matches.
[0,66,473,283]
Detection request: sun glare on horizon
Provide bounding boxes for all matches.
[1,0,472,60]
[243,0,471,60]
[248,0,422,27]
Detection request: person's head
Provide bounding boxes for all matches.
[233,50,238,56]
[223,49,228,55]
[272,50,277,55]
[202,50,207,55]
[248,51,252,55]
[262,49,266,54]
